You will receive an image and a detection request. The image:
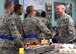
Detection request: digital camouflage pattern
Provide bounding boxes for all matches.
[57,13,75,43]
[23,15,52,43]
[40,17,53,32]
[0,12,24,54]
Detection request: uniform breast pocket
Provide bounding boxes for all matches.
[62,19,69,24]
[60,19,68,26]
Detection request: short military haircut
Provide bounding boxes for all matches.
[14,4,22,12]
[57,4,66,11]
[41,11,46,17]
[4,1,13,9]
[26,6,33,14]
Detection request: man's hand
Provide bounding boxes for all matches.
[14,39,24,48]
[51,31,57,38]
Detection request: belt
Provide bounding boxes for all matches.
[0,35,14,41]
[24,34,37,39]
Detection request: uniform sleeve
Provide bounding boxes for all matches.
[68,16,75,35]
[35,18,51,35]
[7,17,22,39]
[47,20,53,32]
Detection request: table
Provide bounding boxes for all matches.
[25,45,54,54]
[25,44,76,54]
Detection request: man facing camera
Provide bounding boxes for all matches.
[56,4,75,43]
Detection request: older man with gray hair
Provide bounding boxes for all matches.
[56,4,76,43]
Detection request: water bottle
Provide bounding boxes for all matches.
[49,39,53,45]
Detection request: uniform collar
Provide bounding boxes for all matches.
[27,14,35,18]
[4,11,11,15]
[60,13,67,19]
[13,13,20,18]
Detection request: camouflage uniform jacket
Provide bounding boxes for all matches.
[40,17,53,32]
[57,13,75,43]
[23,15,51,37]
[0,12,23,47]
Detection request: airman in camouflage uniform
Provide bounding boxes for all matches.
[0,3,24,54]
[40,11,53,32]
[57,13,75,43]
[39,11,53,40]
[23,15,52,43]
[56,5,75,43]
[23,6,52,43]
[0,1,14,54]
